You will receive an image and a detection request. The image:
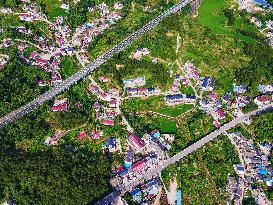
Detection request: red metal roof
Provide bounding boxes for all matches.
[52,102,68,112]
[77,131,87,140]
[102,120,114,125]
[129,134,145,149]
[217,109,225,118]
[256,95,271,102]
[132,159,146,172]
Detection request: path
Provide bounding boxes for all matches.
[14,39,49,52]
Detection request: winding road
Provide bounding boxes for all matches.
[0,0,193,129]
[94,104,273,205]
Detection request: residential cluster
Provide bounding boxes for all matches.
[89,79,120,127]
[0,0,124,86]
[110,130,174,204]
[130,177,161,204]
[227,132,273,204]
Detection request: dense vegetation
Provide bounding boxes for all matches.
[0,135,113,204]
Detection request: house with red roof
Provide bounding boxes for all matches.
[92,130,103,139]
[128,134,145,150]
[99,76,109,83]
[254,95,272,106]
[216,109,225,119]
[51,72,62,84]
[77,131,87,141]
[213,120,221,128]
[132,159,146,173]
[37,80,46,87]
[52,101,68,112]
[102,119,115,126]
[29,51,39,59]
[36,58,49,66]
[109,98,117,108]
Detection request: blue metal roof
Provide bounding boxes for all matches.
[177,190,182,205]
[165,94,183,100]
[147,87,155,92]
[202,77,208,88]
[108,138,115,146]
[176,74,180,79]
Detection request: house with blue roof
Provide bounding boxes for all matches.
[222,92,231,103]
[201,76,215,91]
[125,151,134,168]
[177,190,182,205]
[259,84,273,93]
[165,94,196,105]
[150,129,160,138]
[233,83,247,94]
[131,188,142,204]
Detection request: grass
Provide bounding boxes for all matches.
[61,56,79,78]
[48,7,67,20]
[198,0,256,44]
[155,104,194,117]
[158,117,177,133]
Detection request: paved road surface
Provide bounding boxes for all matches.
[0,0,193,129]
[94,104,273,204]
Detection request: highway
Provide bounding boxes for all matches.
[94,104,273,204]
[0,0,193,129]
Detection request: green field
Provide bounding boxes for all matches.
[155,104,194,117]
[61,56,79,78]
[48,7,68,20]
[198,0,256,43]
[158,117,178,133]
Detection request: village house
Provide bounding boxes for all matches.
[114,2,124,10]
[37,80,46,87]
[51,71,62,84]
[61,1,70,10]
[102,119,115,126]
[254,95,272,106]
[0,57,8,69]
[0,7,12,14]
[222,92,231,103]
[184,61,200,79]
[164,94,196,105]
[131,188,142,204]
[44,131,65,146]
[216,108,225,119]
[125,150,134,168]
[234,164,245,175]
[233,83,247,94]
[104,137,120,152]
[92,130,103,139]
[99,76,109,83]
[201,76,215,91]
[18,13,40,22]
[128,134,146,151]
[52,98,68,112]
[259,84,273,93]
[238,95,251,107]
[130,48,150,60]
[127,87,161,96]
[77,131,87,141]
[123,77,146,88]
